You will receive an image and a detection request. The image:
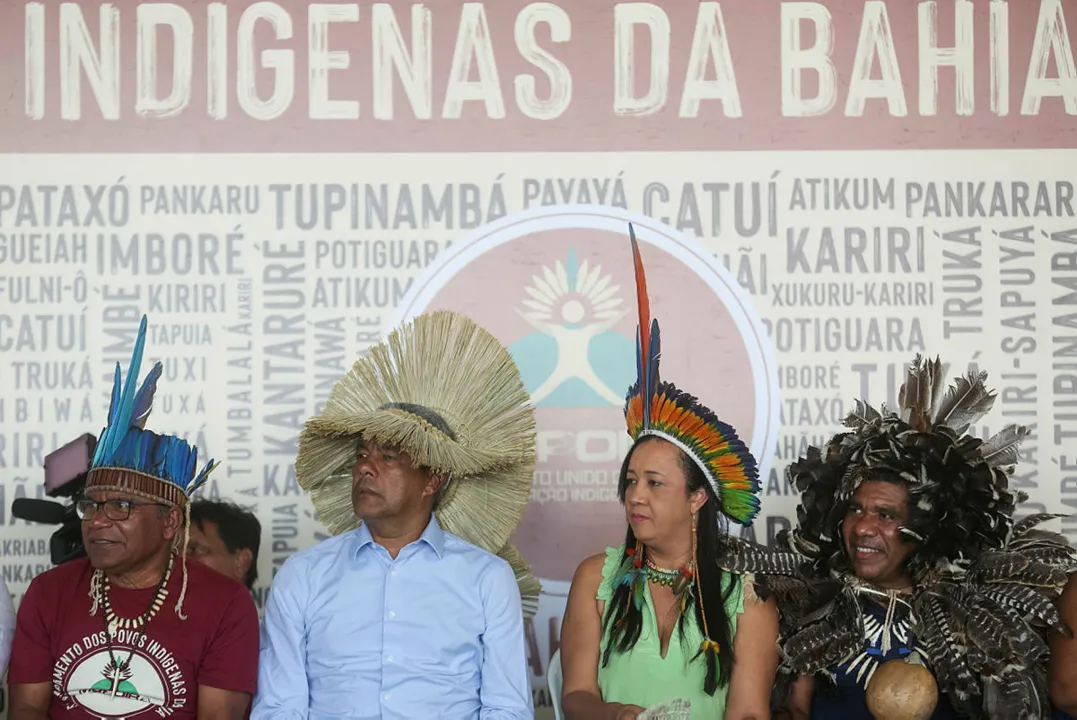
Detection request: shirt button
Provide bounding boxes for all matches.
[384,694,390,701]
[390,570,397,577]
[387,655,393,663]
[388,611,396,619]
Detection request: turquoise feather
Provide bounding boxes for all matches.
[107,364,122,422]
[92,315,148,466]
[90,314,218,498]
[131,362,163,430]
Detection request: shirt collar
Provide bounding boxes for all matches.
[353,514,445,559]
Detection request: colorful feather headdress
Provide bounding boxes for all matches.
[721,355,1077,719]
[87,314,218,507]
[295,309,542,617]
[623,224,760,526]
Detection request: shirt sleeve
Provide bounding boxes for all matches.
[0,577,16,678]
[198,583,261,695]
[8,575,54,684]
[250,555,310,719]
[478,559,534,720]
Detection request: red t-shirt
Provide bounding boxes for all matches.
[9,557,259,718]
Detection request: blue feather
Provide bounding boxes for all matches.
[635,330,643,388]
[141,432,152,470]
[88,314,221,502]
[107,363,122,422]
[133,432,145,468]
[188,458,218,496]
[166,438,183,484]
[635,328,648,427]
[131,361,163,430]
[646,320,661,409]
[98,316,149,464]
[152,436,169,474]
[631,575,646,611]
[93,363,124,466]
[184,446,196,487]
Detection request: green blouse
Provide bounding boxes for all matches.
[595,545,745,719]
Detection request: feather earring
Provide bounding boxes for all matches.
[615,540,647,626]
[629,540,646,612]
[629,539,643,569]
[673,517,698,614]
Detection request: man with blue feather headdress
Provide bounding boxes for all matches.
[9,315,260,720]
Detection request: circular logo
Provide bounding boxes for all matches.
[64,648,169,717]
[391,205,779,593]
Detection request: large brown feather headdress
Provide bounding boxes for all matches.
[723,355,1077,719]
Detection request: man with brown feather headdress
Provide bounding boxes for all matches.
[722,355,1077,720]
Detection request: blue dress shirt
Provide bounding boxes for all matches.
[252,515,533,719]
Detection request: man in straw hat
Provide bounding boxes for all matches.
[253,310,541,719]
[723,356,1077,720]
[9,315,260,719]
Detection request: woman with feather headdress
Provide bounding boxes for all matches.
[8,315,260,719]
[723,355,1077,720]
[558,228,780,720]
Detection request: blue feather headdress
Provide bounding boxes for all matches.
[87,315,218,506]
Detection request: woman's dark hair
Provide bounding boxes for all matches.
[600,436,736,695]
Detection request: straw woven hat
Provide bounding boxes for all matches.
[295,310,541,615]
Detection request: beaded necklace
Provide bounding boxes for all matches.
[643,557,681,587]
[644,555,696,598]
[96,553,174,698]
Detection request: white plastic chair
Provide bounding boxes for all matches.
[547,648,564,720]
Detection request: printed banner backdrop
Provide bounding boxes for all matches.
[2,0,1077,715]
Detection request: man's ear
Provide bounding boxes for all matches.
[423,472,446,498]
[234,547,254,585]
[162,506,184,541]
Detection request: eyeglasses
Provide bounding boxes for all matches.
[75,498,169,522]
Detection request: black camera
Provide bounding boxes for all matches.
[10,433,96,566]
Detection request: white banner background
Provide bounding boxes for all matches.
[2,150,1075,713]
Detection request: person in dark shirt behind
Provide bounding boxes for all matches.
[188,500,261,591]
